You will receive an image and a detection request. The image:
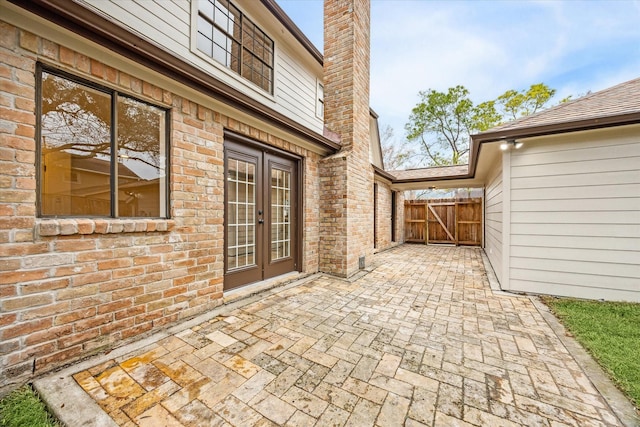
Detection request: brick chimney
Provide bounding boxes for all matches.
[319,0,373,277]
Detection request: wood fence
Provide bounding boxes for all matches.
[404,198,482,246]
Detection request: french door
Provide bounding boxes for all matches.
[224,138,298,290]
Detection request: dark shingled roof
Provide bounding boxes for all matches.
[473,77,640,142]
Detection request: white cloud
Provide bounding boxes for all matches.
[279,0,640,137]
[367,0,640,134]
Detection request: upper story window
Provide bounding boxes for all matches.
[38,65,169,218]
[197,0,274,93]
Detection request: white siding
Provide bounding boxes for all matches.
[484,156,503,283]
[275,45,321,130]
[82,0,191,61]
[508,125,640,302]
[78,0,324,133]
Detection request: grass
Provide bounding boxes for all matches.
[542,296,640,409]
[0,385,61,427]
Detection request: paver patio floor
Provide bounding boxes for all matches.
[68,245,629,426]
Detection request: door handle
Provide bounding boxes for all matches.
[258,219,264,224]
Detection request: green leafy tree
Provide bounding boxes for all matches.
[405,83,559,166]
[471,100,502,132]
[405,85,475,166]
[495,83,556,120]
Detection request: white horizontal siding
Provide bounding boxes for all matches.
[511,183,639,200]
[511,246,639,265]
[510,258,639,284]
[508,279,638,302]
[510,141,640,167]
[79,0,324,134]
[512,156,638,178]
[508,126,640,301]
[511,170,640,189]
[86,0,190,54]
[511,234,638,251]
[484,157,502,283]
[511,269,639,295]
[275,46,321,131]
[510,268,639,289]
[511,210,639,224]
[511,223,640,238]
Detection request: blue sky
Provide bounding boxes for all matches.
[278,0,640,142]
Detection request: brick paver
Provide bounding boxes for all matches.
[73,245,627,426]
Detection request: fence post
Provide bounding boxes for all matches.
[455,201,459,246]
[424,203,428,245]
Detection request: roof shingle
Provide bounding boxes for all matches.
[478,77,640,135]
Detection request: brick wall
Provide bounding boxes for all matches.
[319,155,348,275]
[374,180,405,251]
[320,0,374,277]
[0,20,321,392]
[396,190,405,246]
[375,180,391,250]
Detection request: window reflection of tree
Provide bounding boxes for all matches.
[40,71,165,217]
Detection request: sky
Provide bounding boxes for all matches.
[278,0,640,145]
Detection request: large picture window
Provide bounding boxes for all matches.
[38,66,169,218]
[197,0,274,93]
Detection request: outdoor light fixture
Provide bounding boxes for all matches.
[500,139,523,150]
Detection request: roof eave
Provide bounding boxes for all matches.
[373,165,395,181]
[391,172,473,185]
[13,0,340,153]
[472,112,640,144]
[389,106,640,188]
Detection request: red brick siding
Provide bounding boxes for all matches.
[320,0,374,277]
[375,180,391,250]
[374,180,405,251]
[319,155,348,275]
[0,20,321,392]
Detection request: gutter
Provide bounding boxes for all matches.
[471,112,640,145]
[390,171,474,185]
[466,112,640,178]
[10,0,341,154]
[373,165,395,181]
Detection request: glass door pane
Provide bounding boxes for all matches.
[225,140,296,289]
[270,167,291,261]
[227,158,256,270]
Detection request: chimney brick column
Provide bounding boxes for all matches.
[319,0,373,277]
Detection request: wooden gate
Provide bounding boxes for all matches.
[404,198,482,246]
